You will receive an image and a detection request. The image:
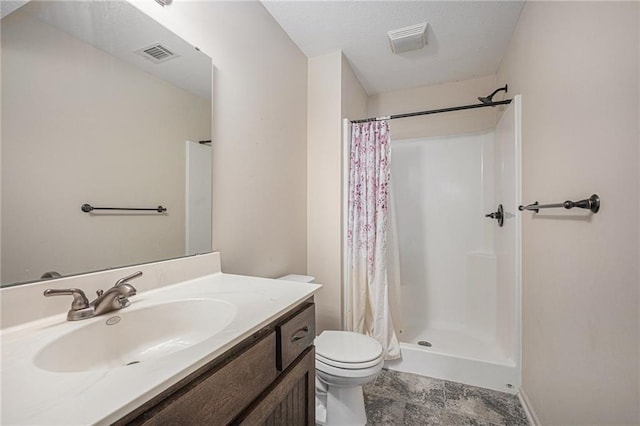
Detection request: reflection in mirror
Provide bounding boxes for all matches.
[1,0,213,287]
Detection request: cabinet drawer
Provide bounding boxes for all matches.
[276,303,315,371]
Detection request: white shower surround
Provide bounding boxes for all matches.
[343,97,522,394]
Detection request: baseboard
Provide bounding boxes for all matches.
[518,387,541,426]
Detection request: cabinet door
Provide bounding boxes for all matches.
[121,331,278,426]
[236,347,315,426]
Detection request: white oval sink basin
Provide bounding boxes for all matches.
[34,298,237,373]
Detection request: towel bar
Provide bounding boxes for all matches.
[518,194,599,214]
[81,204,167,213]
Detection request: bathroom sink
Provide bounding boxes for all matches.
[34,298,237,373]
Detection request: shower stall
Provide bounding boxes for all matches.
[343,95,522,394]
[385,96,522,393]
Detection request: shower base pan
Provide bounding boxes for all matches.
[385,327,519,394]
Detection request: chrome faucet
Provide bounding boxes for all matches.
[91,272,140,316]
[44,271,142,321]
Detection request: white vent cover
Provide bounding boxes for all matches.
[134,43,179,64]
[387,22,427,54]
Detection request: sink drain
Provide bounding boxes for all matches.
[418,341,432,347]
[125,361,141,366]
[105,316,121,326]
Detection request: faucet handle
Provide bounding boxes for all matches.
[114,271,143,287]
[43,288,90,310]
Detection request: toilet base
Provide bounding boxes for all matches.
[317,385,367,426]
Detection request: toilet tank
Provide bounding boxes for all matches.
[277,274,315,283]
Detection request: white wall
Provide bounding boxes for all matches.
[132,1,308,278]
[1,9,210,284]
[497,2,639,423]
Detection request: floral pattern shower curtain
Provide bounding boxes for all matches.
[346,120,400,360]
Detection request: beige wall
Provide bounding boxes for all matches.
[340,55,368,329]
[133,1,308,278]
[307,52,367,332]
[307,51,342,331]
[1,9,210,284]
[341,56,369,123]
[497,2,639,424]
[367,75,499,141]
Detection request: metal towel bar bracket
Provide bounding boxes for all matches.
[518,194,600,214]
[81,204,167,213]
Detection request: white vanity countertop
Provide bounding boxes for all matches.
[0,273,321,425]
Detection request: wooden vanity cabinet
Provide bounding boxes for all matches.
[116,302,316,426]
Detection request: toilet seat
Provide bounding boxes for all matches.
[315,331,382,363]
[316,356,384,379]
[316,352,383,369]
[314,330,384,378]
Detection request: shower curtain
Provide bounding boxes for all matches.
[346,120,400,360]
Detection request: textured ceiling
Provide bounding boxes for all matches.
[9,0,211,100]
[262,1,525,95]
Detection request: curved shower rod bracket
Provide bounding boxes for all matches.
[518,194,600,214]
[478,85,508,104]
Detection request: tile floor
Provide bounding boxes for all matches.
[363,369,529,425]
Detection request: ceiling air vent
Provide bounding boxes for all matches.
[387,22,428,54]
[135,43,179,64]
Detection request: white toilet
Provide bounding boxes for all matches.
[278,274,384,426]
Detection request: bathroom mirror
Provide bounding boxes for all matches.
[1,0,213,287]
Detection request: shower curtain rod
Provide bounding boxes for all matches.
[351,99,512,124]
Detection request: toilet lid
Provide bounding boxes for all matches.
[315,331,383,365]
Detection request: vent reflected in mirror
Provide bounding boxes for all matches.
[1,0,213,287]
